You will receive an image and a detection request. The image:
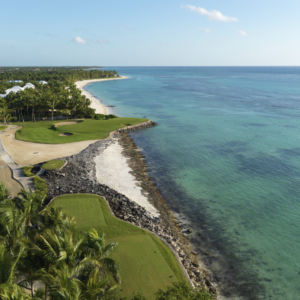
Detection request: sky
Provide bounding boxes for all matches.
[1,0,300,66]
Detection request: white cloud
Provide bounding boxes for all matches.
[159,42,168,46]
[238,30,247,36]
[198,27,211,34]
[93,39,109,44]
[181,5,238,22]
[72,36,87,44]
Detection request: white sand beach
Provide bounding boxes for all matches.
[75,76,128,115]
[94,140,159,217]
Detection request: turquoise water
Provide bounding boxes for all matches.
[86,67,300,299]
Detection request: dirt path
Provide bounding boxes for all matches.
[0,127,99,166]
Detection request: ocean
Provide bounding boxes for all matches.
[85,67,300,299]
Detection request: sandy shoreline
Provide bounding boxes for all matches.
[75,76,128,115]
[94,139,159,217]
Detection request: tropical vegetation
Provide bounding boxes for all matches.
[0,182,120,300]
[0,183,214,299]
[22,166,34,177]
[0,68,119,125]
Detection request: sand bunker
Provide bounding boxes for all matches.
[55,122,78,127]
[0,127,98,166]
[59,133,73,136]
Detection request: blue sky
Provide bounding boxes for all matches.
[1,0,300,66]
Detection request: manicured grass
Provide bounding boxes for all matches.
[0,126,8,132]
[14,118,147,144]
[50,194,186,299]
[42,160,65,170]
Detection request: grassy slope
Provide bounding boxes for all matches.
[42,160,65,170]
[0,126,8,132]
[14,118,147,144]
[50,194,185,299]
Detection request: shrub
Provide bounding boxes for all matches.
[155,281,215,300]
[107,114,118,119]
[33,176,49,200]
[22,166,34,177]
[94,113,105,120]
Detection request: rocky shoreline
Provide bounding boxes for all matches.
[40,121,217,297]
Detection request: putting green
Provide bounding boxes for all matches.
[42,160,65,170]
[50,194,185,299]
[14,118,147,144]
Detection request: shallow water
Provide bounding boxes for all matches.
[86,67,300,299]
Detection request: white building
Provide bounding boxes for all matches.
[23,83,35,90]
[38,80,47,85]
[8,80,22,83]
[4,83,35,95]
[0,94,6,98]
[5,86,24,94]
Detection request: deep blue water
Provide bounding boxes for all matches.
[86,67,300,299]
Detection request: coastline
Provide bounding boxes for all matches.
[74,78,218,296]
[0,77,219,297]
[75,76,128,115]
[40,129,217,296]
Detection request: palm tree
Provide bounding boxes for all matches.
[40,206,76,234]
[0,244,26,297]
[0,183,10,202]
[48,264,82,300]
[80,268,117,300]
[17,251,44,298]
[81,229,120,283]
[60,91,71,120]
[46,93,59,122]
[0,200,26,251]
[13,189,44,231]
[0,284,27,300]
[0,103,13,126]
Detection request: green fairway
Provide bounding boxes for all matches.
[42,160,65,170]
[50,194,186,299]
[0,126,8,132]
[14,118,147,144]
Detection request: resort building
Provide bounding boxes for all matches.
[3,82,35,96]
[38,80,48,85]
[5,86,24,94]
[8,80,23,83]
[23,83,35,90]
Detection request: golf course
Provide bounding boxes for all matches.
[14,118,147,144]
[50,194,185,299]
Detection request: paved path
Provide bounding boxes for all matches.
[0,126,29,193]
[0,127,98,166]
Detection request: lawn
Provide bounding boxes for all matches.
[42,160,65,170]
[50,194,186,299]
[0,126,8,132]
[14,118,147,144]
